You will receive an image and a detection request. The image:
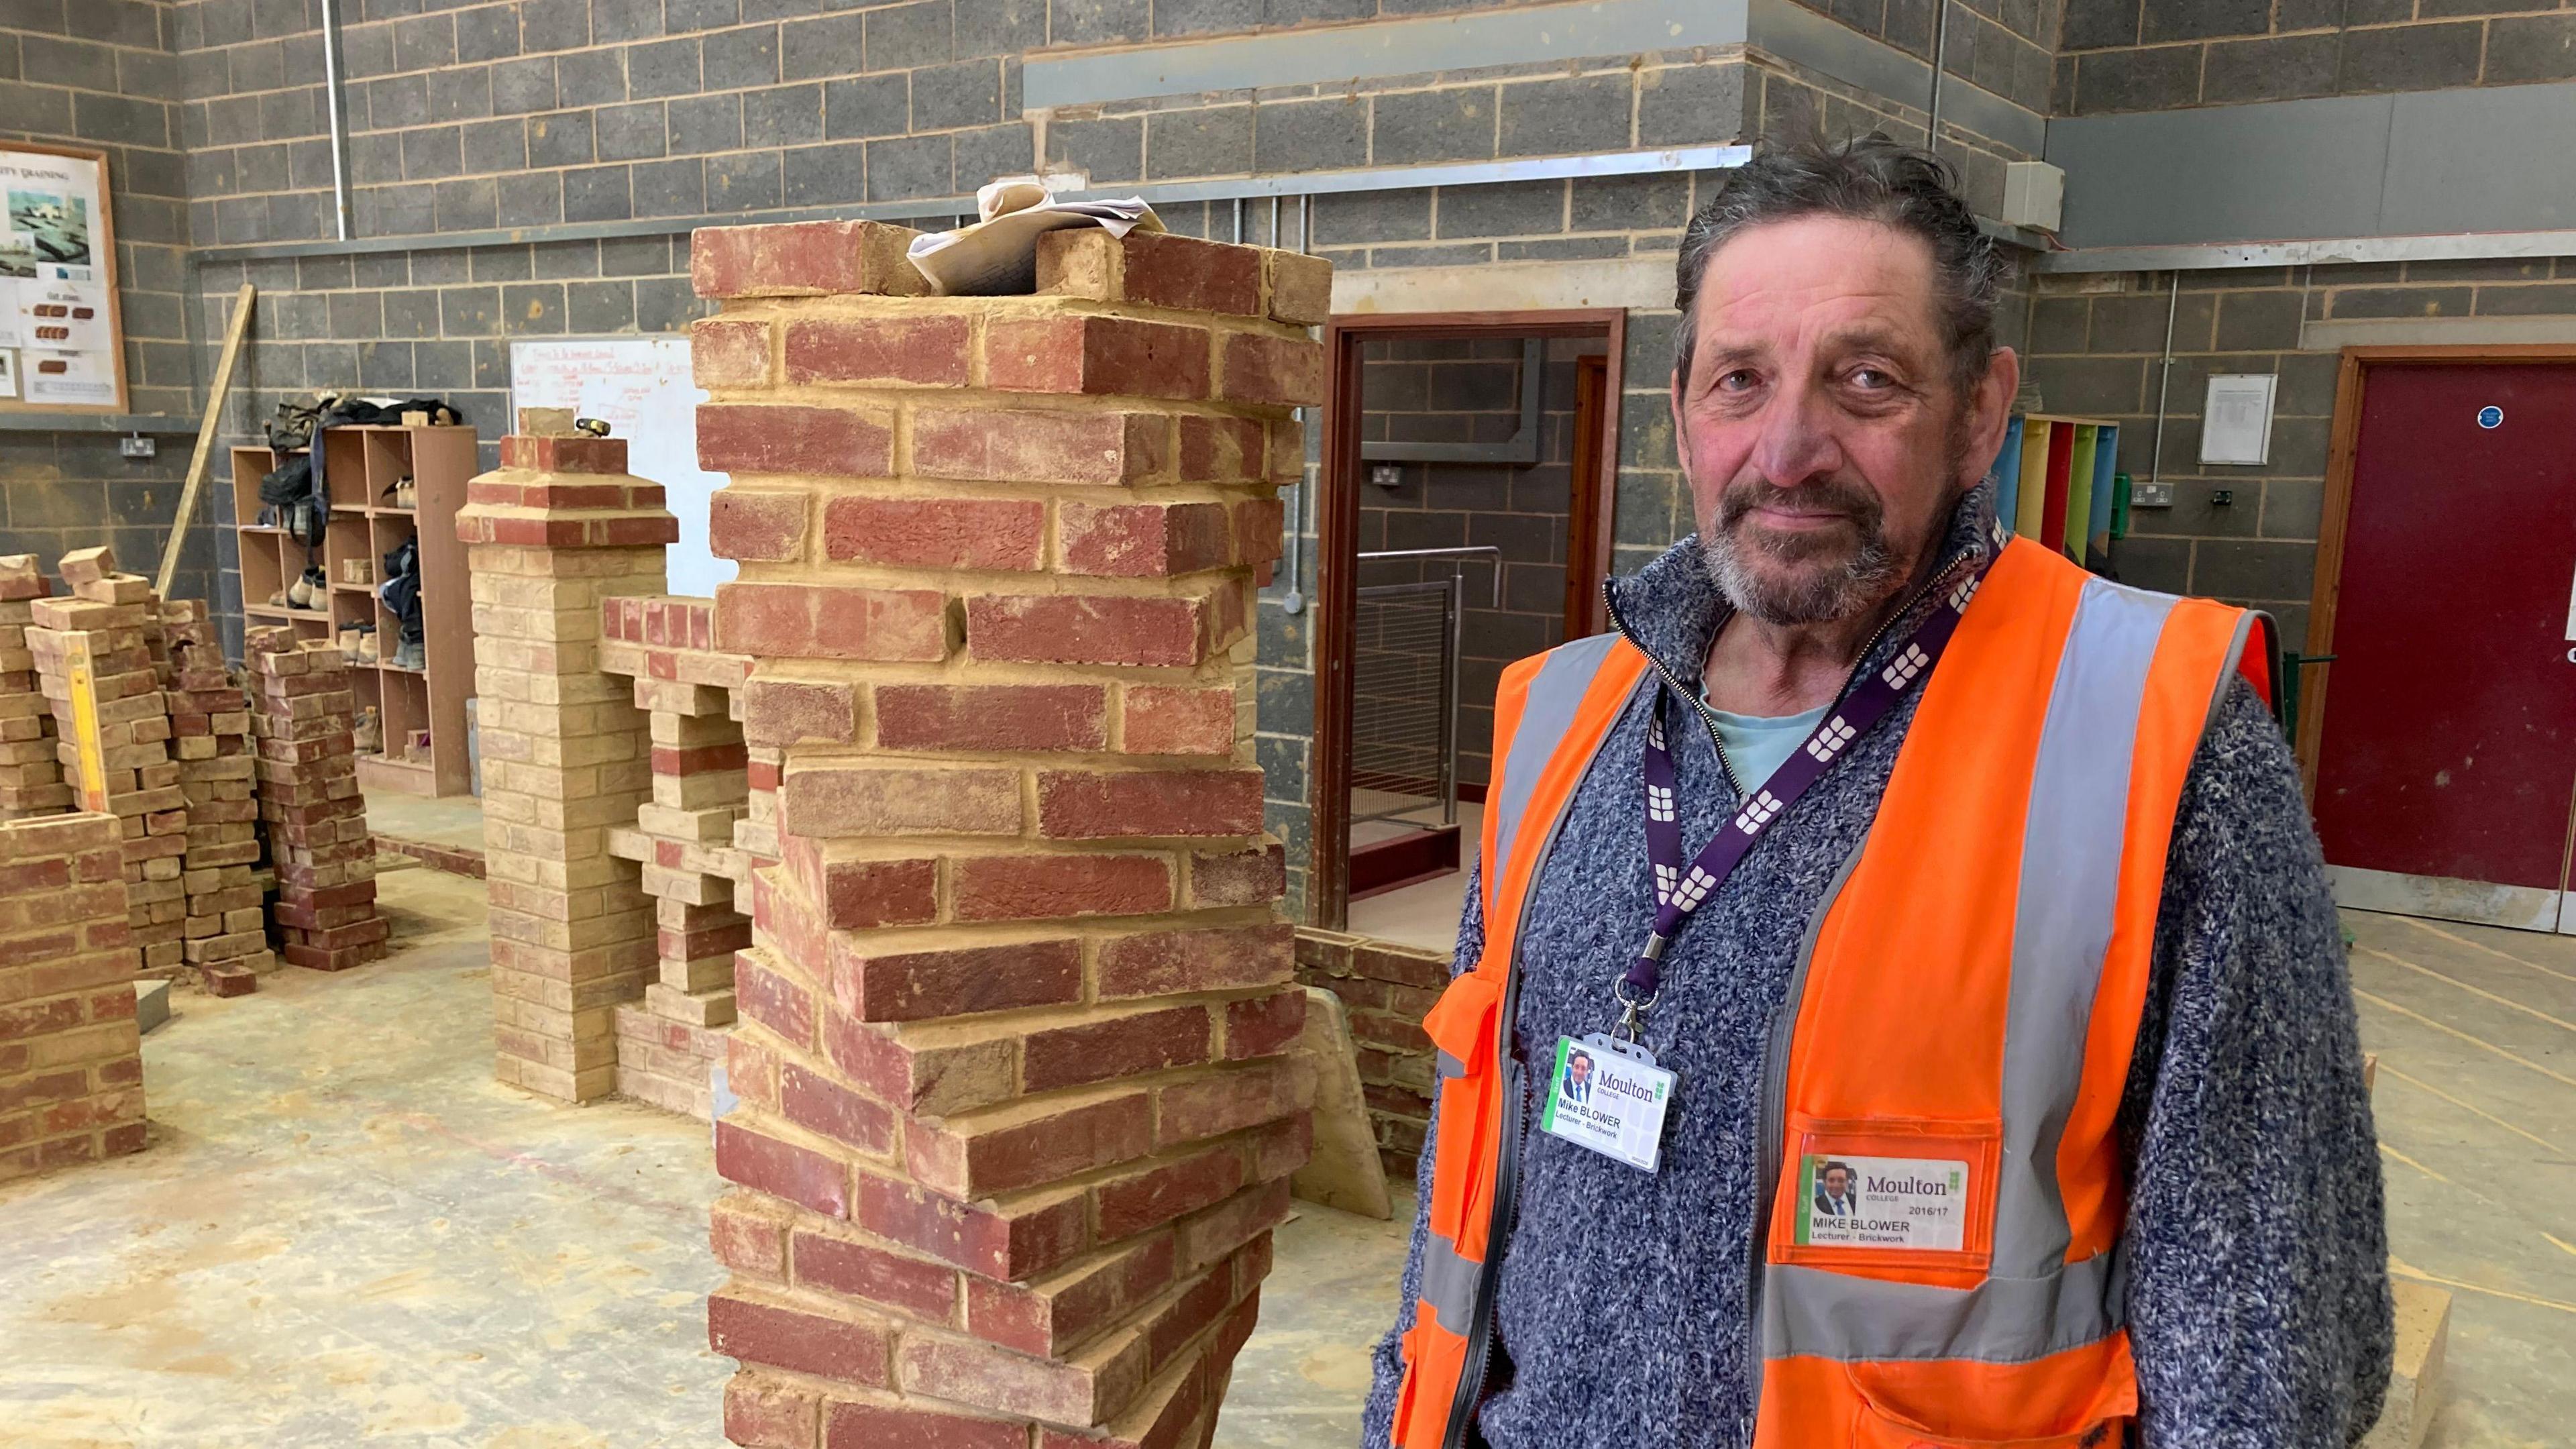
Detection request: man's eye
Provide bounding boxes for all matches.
[1849,367,1894,390]
[1716,369,1760,392]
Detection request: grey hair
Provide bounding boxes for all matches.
[1672,135,2014,398]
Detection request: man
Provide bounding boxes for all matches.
[1813,1161,1856,1219]
[1562,1051,1593,1104]
[1363,138,2389,1449]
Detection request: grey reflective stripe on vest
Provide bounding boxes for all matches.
[1488,633,1624,896]
[1765,576,2221,1368]
[1421,1232,1483,1329]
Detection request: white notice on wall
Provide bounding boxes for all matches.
[23,345,112,406]
[2200,374,2277,466]
[508,335,730,597]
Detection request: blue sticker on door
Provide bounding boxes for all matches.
[2478,405,2504,429]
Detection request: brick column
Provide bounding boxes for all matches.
[688,219,1327,1449]
[244,627,384,973]
[0,811,143,1182]
[455,412,679,1104]
[0,555,69,820]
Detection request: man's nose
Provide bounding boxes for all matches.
[1748,378,1843,488]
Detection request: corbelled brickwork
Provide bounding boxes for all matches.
[0,811,144,1183]
[690,219,1324,1449]
[244,629,384,973]
[600,596,761,1120]
[455,415,681,1104]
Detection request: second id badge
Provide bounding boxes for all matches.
[1537,1032,1678,1172]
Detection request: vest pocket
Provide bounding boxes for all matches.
[1421,971,1503,1245]
[1770,1114,2001,1281]
[1842,1349,2139,1448]
[1847,1399,2130,1449]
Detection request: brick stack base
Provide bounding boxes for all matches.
[455,415,678,1103]
[599,594,757,1120]
[0,556,68,819]
[30,552,191,981]
[1292,927,1448,1180]
[687,218,1325,1448]
[244,628,386,971]
[0,812,143,1182]
[162,600,272,988]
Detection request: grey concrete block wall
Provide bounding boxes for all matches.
[2055,0,2576,113]
[2017,256,2576,648]
[1,0,222,612]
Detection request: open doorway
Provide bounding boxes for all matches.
[1311,310,1625,936]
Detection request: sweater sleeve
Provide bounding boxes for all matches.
[1359,859,1487,1449]
[2123,678,2394,1446]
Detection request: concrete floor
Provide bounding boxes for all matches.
[2,859,2564,1446]
[1344,798,1482,954]
[2347,909,2576,1447]
[363,789,488,857]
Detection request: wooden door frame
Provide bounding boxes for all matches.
[1309,308,1627,928]
[2299,343,2576,796]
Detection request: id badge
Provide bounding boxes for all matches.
[1537,1032,1678,1172]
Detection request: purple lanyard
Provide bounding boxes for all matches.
[1617,554,1996,1035]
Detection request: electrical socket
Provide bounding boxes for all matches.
[1368,464,1403,488]
[119,435,156,459]
[2129,482,2174,507]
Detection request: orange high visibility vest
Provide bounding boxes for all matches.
[1394,538,2270,1449]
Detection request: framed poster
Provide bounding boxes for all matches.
[0,142,126,415]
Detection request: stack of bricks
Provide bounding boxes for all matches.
[244,627,386,972]
[163,600,274,985]
[0,555,68,820]
[28,548,193,984]
[0,812,144,1183]
[598,594,758,1119]
[453,409,678,1103]
[687,219,1324,1449]
[1291,927,1450,1179]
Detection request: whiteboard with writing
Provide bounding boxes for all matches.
[507,335,733,598]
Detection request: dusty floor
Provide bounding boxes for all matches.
[2,861,2567,1446]
[2347,909,2576,1448]
[0,866,1405,1448]
[362,789,487,856]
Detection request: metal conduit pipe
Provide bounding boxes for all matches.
[1278,193,1311,615]
[1925,0,1950,152]
[2148,270,2180,494]
[319,0,356,240]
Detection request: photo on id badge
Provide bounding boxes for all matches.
[1795,1152,1969,1250]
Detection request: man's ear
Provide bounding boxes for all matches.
[1960,347,2021,488]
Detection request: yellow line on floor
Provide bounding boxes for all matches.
[2379,1142,2452,1183]
[2355,945,2576,1034]
[2380,1063,2566,1154]
[2545,1232,2576,1260]
[2353,989,2576,1091]
[2394,913,2576,987]
[2390,1256,2576,1316]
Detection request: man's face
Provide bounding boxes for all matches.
[1570,1057,1591,1086]
[1824,1167,1850,1197]
[1670,214,2017,625]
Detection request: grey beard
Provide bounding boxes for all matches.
[1702,516,1899,626]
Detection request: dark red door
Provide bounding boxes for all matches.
[2312,362,2576,932]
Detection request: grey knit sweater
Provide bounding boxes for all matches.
[1360,486,2392,1448]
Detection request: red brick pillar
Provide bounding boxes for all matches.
[688,219,1327,1449]
[0,811,143,1181]
[455,413,679,1103]
[244,627,383,973]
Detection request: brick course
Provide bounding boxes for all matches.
[0,810,145,1183]
[692,218,1318,1447]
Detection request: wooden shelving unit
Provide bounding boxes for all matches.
[228,423,478,798]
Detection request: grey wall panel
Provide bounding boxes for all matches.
[1023,0,1752,111]
[2046,93,2394,250]
[2381,85,2576,235]
[1746,0,2045,154]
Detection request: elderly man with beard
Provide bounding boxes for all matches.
[1362,138,2390,1449]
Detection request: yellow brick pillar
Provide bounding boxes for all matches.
[455,413,680,1103]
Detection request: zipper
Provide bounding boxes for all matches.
[1441,718,1606,1449]
[1602,544,1982,803]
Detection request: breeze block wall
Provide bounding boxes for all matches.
[688,218,1326,1449]
[455,415,680,1104]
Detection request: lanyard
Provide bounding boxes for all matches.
[1615,553,1995,1039]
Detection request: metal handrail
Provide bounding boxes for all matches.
[1351,545,1502,828]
